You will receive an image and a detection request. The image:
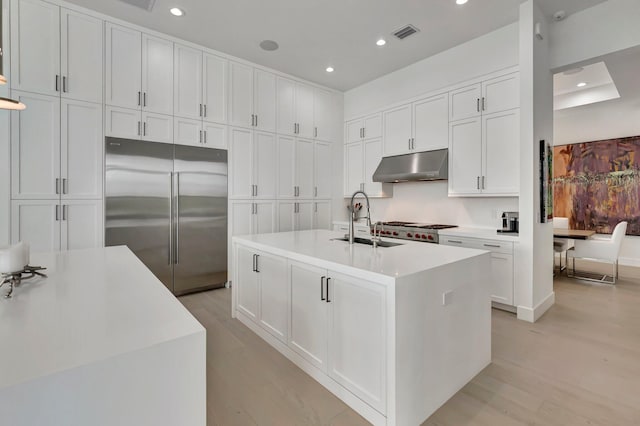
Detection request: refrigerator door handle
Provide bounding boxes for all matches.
[175,172,180,265]
[169,172,174,265]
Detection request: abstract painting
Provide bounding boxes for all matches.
[553,135,640,236]
[540,140,553,223]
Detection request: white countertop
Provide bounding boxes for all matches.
[233,230,488,283]
[438,227,520,242]
[0,246,204,390]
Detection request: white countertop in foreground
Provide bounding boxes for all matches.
[0,246,204,390]
[233,230,487,282]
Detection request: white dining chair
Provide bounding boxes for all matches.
[553,217,573,272]
[567,221,627,284]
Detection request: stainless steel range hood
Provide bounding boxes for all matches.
[372,149,448,182]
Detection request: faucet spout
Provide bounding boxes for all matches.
[348,190,371,244]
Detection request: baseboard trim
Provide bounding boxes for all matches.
[618,257,640,268]
[517,291,555,323]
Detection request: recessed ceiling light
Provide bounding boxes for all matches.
[169,7,184,16]
[376,39,386,46]
[577,82,587,87]
[456,0,468,4]
[326,67,334,73]
[259,40,279,51]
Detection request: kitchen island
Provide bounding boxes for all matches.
[232,229,491,426]
[0,246,206,426]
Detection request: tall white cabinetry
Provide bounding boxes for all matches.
[229,62,277,132]
[448,72,520,196]
[105,23,174,143]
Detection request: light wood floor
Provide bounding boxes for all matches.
[179,263,640,426]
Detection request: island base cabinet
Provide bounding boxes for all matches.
[236,245,288,343]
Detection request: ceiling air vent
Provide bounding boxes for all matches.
[393,24,420,40]
[117,0,156,11]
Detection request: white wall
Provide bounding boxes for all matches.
[344,23,519,119]
[340,23,520,227]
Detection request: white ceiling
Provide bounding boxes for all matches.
[553,62,620,110]
[64,0,606,91]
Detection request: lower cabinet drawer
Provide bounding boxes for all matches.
[440,236,513,254]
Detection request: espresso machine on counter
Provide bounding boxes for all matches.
[498,212,519,234]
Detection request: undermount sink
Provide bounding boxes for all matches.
[332,236,404,248]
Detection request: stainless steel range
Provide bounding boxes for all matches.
[373,221,458,244]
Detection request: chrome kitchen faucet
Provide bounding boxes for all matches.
[348,190,371,244]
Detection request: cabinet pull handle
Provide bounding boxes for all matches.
[482,97,486,111]
[55,75,59,92]
[138,91,141,106]
[143,121,147,136]
[484,243,501,248]
[175,173,180,265]
[55,178,60,194]
[326,277,331,303]
[321,276,326,301]
[138,121,141,136]
[252,254,256,272]
[62,205,67,221]
[204,130,207,144]
[477,176,480,190]
[315,202,318,213]
[255,115,258,128]
[62,76,67,93]
[482,175,485,189]
[143,92,147,107]
[314,127,318,138]
[62,178,68,194]
[204,104,207,117]
[199,130,203,143]
[254,184,258,197]
[314,186,318,197]
[55,205,60,221]
[200,104,203,117]
[255,254,260,273]
[412,138,415,149]
[477,98,480,112]
[362,127,366,139]
[448,240,462,244]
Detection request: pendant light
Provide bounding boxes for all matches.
[0,3,26,110]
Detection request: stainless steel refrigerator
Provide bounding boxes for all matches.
[105,137,228,295]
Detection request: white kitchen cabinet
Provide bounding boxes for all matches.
[440,235,514,306]
[327,271,386,413]
[383,93,448,156]
[174,44,203,120]
[277,201,313,232]
[296,139,315,198]
[230,200,276,237]
[314,141,332,199]
[344,139,392,198]
[10,0,60,96]
[11,199,103,253]
[10,1,102,102]
[449,84,482,122]
[345,113,382,144]
[11,92,60,200]
[11,200,60,253]
[203,53,228,124]
[277,135,296,198]
[297,201,314,231]
[313,88,332,141]
[141,34,173,115]
[382,104,412,156]
[229,61,254,128]
[314,201,332,230]
[277,137,321,199]
[105,106,141,139]
[296,82,315,139]
[141,112,173,144]
[236,245,259,320]
[276,77,296,136]
[289,261,329,371]
[61,99,103,200]
[60,9,103,103]
[253,70,277,133]
[448,109,519,196]
[105,23,142,110]
[229,128,277,198]
[174,117,227,149]
[449,72,520,121]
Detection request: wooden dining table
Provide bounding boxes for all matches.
[553,229,596,239]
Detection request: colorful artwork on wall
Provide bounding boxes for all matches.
[553,135,640,236]
[540,140,553,223]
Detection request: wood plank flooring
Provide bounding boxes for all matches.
[178,263,640,426]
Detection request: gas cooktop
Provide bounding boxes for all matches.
[374,222,458,243]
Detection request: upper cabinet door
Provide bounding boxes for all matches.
[106,23,142,109]
[345,119,363,144]
[277,77,296,136]
[142,35,173,115]
[105,105,141,140]
[295,83,315,139]
[253,132,277,199]
[61,99,103,200]
[277,135,296,199]
[482,73,520,115]
[449,84,482,122]
[203,53,228,124]
[344,142,363,197]
[295,138,315,198]
[229,127,254,199]
[11,91,61,200]
[62,200,104,250]
[383,104,412,156]
[141,112,173,144]
[363,114,382,140]
[482,109,520,195]
[174,44,203,120]
[448,117,482,195]
[314,141,332,199]
[296,202,314,231]
[229,61,254,128]
[202,122,227,150]
[313,88,332,141]
[174,116,202,147]
[60,9,103,103]
[413,93,449,152]
[255,201,276,234]
[254,70,277,133]
[10,0,60,96]
[314,201,332,230]
[11,200,60,252]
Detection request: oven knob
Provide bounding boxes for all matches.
[427,235,434,240]
[393,231,398,236]
[415,234,421,239]
[385,231,391,235]
[407,233,412,238]
[421,234,427,239]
